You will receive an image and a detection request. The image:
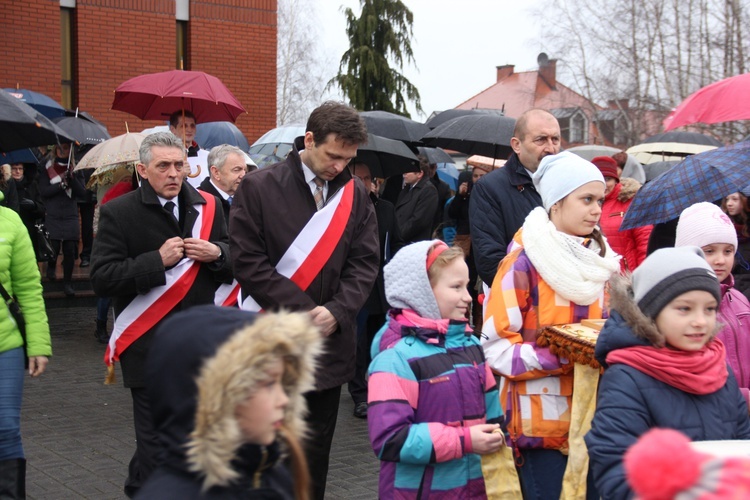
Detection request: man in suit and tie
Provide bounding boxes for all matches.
[90,132,232,497]
[198,144,249,223]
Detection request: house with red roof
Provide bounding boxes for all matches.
[454,54,629,149]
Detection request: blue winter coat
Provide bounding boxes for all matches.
[584,304,750,500]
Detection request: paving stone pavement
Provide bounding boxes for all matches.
[22,306,380,499]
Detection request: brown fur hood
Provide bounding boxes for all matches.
[597,274,721,366]
[617,177,642,203]
[146,306,323,492]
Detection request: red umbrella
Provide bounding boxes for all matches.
[663,73,750,131]
[112,70,246,123]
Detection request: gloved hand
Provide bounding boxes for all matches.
[19,198,35,210]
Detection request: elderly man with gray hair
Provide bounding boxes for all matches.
[90,131,233,498]
[198,144,250,222]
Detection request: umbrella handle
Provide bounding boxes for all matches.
[187,164,201,178]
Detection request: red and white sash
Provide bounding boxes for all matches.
[239,180,355,311]
[105,192,216,365]
[214,280,240,307]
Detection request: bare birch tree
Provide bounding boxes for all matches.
[276,0,330,125]
[535,0,750,143]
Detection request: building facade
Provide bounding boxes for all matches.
[1,0,277,142]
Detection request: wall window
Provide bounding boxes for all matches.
[176,20,189,70]
[570,112,587,143]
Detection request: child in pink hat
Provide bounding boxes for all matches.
[676,201,750,409]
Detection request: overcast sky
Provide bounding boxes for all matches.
[316,0,546,120]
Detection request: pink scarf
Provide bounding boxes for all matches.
[606,339,728,395]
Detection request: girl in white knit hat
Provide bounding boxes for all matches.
[675,201,750,410]
[481,151,621,500]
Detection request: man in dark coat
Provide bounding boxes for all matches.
[346,161,403,418]
[395,157,439,244]
[90,132,232,498]
[198,144,248,223]
[229,102,379,500]
[469,109,561,285]
[427,160,453,234]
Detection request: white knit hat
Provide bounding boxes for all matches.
[675,202,738,250]
[533,151,605,210]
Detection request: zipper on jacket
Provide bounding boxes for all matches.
[253,446,269,489]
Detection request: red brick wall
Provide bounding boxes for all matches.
[1,0,277,144]
[190,0,277,142]
[1,0,62,102]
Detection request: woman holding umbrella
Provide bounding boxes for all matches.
[38,143,85,296]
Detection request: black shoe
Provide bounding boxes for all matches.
[63,283,75,297]
[95,319,109,344]
[80,258,90,268]
[0,458,26,499]
[46,265,56,281]
[353,402,368,419]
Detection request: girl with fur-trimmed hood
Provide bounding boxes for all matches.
[135,305,322,500]
[585,247,750,500]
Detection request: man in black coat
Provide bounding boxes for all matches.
[395,158,439,244]
[469,109,561,285]
[90,132,232,498]
[346,161,403,418]
[427,160,453,234]
[198,144,249,223]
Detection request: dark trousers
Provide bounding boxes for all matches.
[79,202,95,260]
[50,239,77,282]
[348,311,385,404]
[304,385,342,500]
[517,448,599,500]
[124,387,161,498]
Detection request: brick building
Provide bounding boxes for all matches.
[1,0,277,143]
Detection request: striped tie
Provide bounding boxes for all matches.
[313,177,325,210]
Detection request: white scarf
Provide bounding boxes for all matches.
[521,207,621,305]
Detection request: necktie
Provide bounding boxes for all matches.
[164,201,179,224]
[313,178,325,211]
[227,196,233,206]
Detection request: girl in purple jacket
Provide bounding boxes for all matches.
[367,240,505,499]
[676,202,750,409]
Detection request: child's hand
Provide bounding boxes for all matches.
[469,424,505,455]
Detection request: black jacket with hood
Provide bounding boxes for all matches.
[136,305,322,499]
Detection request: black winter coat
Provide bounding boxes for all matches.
[198,177,232,224]
[395,175,438,244]
[90,180,232,387]
[469,153,542,284]
[365,193,403,315]
[585,307,750,500]
[37,160,86,241]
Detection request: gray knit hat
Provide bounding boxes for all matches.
[384,240,442,319]
[631,246,721,319]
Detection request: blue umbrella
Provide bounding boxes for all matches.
[0,148,41,165]
[436,162,460,190]
[3,88,66,119]
[250,125,305,150]
[621,140,750,230]
[195,121,249,150]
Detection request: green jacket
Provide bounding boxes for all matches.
[0,205,51,357]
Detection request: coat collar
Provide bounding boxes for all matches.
[138,179,206,207]
[290,136,354,200]
[505,153,536,189]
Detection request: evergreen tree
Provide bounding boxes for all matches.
[329,0,422,118]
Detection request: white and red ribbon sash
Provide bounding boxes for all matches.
[239,180,355,311]
[105,192,216,365]
[46,160,72,198]
[214,280,240,307]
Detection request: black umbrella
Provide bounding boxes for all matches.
[422,114,517,158]
[0,89,75,152]
[53,115,110,145]
[641,131,723,147]
[644,160,680,183]
[416,146,455,164]
[424,108,505,130]
[355,133,419,178]
[359,110,430,145]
